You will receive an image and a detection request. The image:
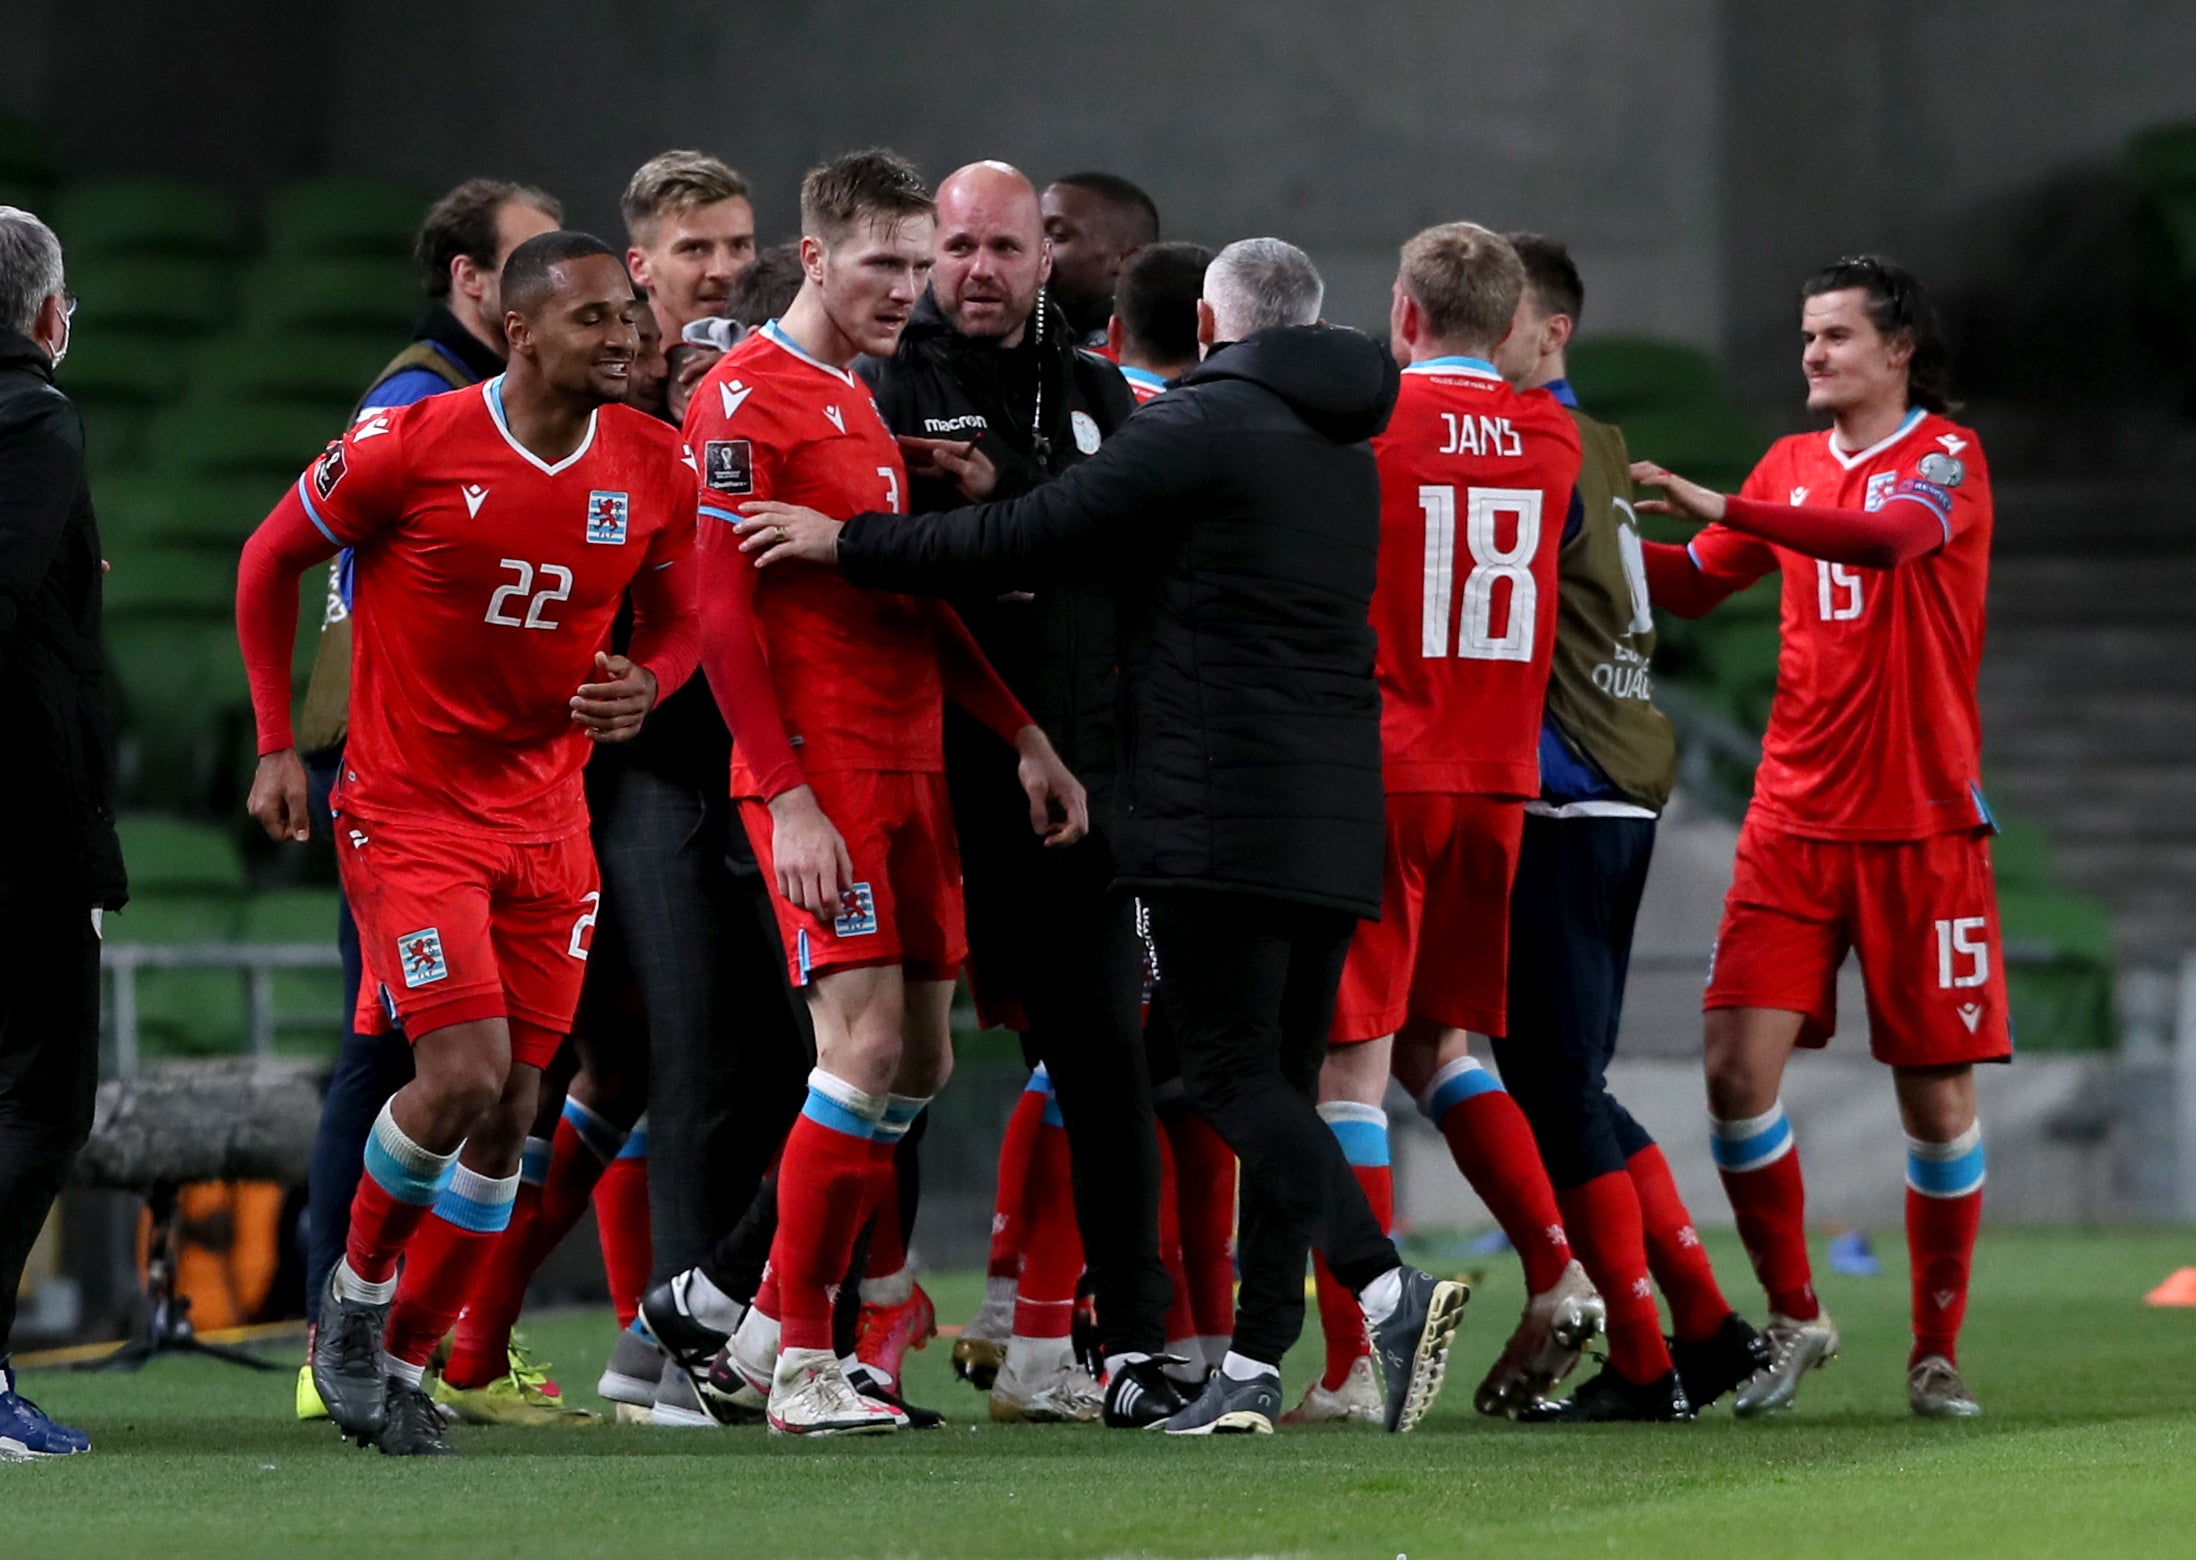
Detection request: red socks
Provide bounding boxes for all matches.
[1164,1110,1238,1340]
[1013,1113,1084,1339]
[1419,1059,1572,1294]
[1627,1142,1734,1342]
[1905,1125,1985,1367]
[1311,1103,1389,1389]
[344,1100,457,1289]
[383,1163,520,1369]
[768,1073,886,1351]
[1556,1173,1671,1385]
[1711,1102,1818,1320]
[987,1075,1049,1282]
[592,1130,652,1331]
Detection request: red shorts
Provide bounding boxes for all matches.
[1706,818,2013,1067]
[742,769,967,987]
[339,818,598,1068]
[1332,792,1526,1043]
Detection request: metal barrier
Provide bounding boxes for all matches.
[100,943,345,1077]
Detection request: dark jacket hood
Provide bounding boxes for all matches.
[1178,323,1399,444]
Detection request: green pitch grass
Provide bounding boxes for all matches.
[7,1227,2196,1559]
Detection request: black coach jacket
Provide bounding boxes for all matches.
[0,331,127,912]
[856,293,1136,814]
[838,324,1398,918]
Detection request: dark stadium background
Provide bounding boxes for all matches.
[7,0,2196,1346]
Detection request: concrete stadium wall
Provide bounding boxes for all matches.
[9,0,2195,410]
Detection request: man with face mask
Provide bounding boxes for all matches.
[0,204,126,1460]
[851,161,1181,1429]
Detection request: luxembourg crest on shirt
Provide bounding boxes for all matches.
[586,491,630,544]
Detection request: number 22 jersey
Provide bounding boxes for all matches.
[1688,408,1994,841]
[1370,358,1582,797]
[296,377,697,840]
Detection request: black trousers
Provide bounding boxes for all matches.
[303,754,410,1323]
[1489,813,1659,1190]
[1144,890,1396,1367]
[586,764,809,1279]
[0,904,103,1357]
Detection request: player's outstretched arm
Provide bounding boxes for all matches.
[1633,457,1943,573]
[236,484,341,841]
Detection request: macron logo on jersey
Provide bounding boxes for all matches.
[462,484,488,517]
[353,414,392,441]
[823,404,846,434]
[1789,485,1809,506]
[1938,433,1968,456]
[587,491,630,545]
[718,379,753,419]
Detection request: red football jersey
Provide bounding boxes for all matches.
[1688,409,1993,841]
[1370,359,1583,796]
[685,322,943,795]
[299,379,696,840]
[1119,364,1168,404]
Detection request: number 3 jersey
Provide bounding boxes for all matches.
[1370,358,1582,796]
[684,322,941,798]
[1689,409,1993,841]
[296,378,697,840]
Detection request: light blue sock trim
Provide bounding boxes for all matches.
[1419,1057,1501,1122]
[362,1103,455,1207]
[1318,1101,1389,1167]
[1039,1092,1065,1128]
[1023,1065,1054,1096]
[874,1094,930,1144]
[519,1135,552,1188]
[617,1112,649,1159]
[801,1069,886,1141]
[1709,1102,1795,1173]
[432,1164,520,1235]
[1907,1124,1985,1198]
[561,1096,628,1163]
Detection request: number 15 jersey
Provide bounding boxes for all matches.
[1689,409,1993,841]
[296,378,697,840]
[1371,359,1582,796]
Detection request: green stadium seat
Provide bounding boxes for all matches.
[1999,887,2118,1053]
[243,256,420,337]
[264,179,428,260]
[53,178,240,259]
[115,814,248,894]
[1621,404,1770,496]
[106,620,250,808]
[2128,123,2196,195]
[191,332,390,409]
[144,402,339,482]
[56,334,190,408]
[1704,617,1781,733]
[66,255,234,337]
[238,889,346,1057]
[75,404,147,478]
[101,544,235,618]
[1568,337,1728,418]
[91,475,279,552]
[0,114,56,186]
[1987,820,2058,890]
[105,892,247,1058]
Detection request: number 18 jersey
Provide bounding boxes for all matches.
[297,378,696,840]
[1370,359,1582,796]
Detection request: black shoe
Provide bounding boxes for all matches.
[639,1272,734,1369]
[1368,1267,1471,1434]
[1516,1364,1694,1423]
[373,1376,456,1456]
[312,1268,391,1439]
[1670,1313,1774,1411]
[847,1364,945,1429]
[1158,1368,1280,1435]
[697,1345,768,1423]
[1103,1355,1192,1428]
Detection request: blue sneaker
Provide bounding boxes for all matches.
[0,1367,91,1459]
